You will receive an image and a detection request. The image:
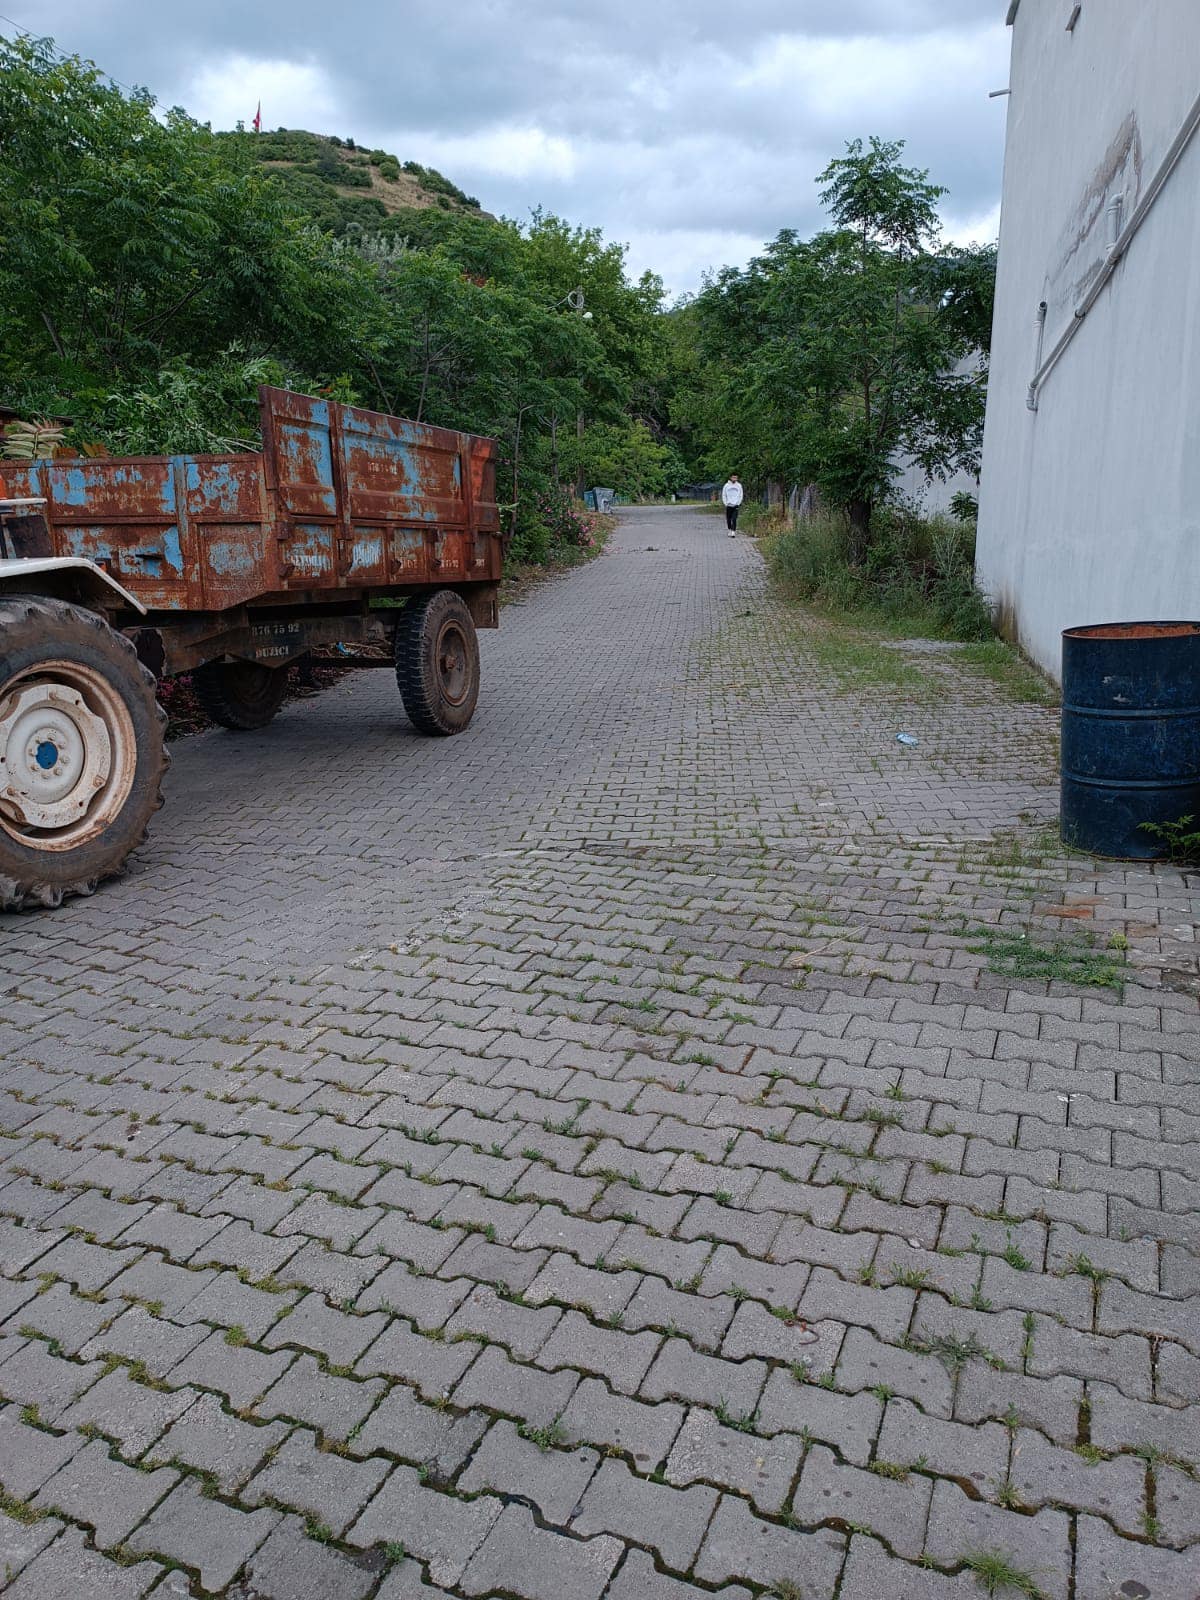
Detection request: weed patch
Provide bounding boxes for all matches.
[767,504,993,641]
[953,640,1059,707]
[960,1546,1046,1597]
[1139,814,1200,866]
[965,926,1124,991]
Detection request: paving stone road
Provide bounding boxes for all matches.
[1,505,1197,1600]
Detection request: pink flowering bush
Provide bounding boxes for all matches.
[508,474,602,565]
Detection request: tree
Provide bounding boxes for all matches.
[682,137,993,557]
[0,32,701,569]
[565,419,685,500]
[0,33,371,391]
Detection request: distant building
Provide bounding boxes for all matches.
[892,355,983,515]
[976,0,1200,678]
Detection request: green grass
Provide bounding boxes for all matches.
[953,640,1059,706]
[965,926,1124,991]
[920,1331,997,1374]
[766,504,994,642]
[1139,813,1200,865]
[517,1419,566,1451]
[806,628,929,696]
[961,1547,1045,1597]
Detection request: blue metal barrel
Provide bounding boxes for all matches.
[1061,621,1200,858]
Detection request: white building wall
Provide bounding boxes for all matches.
[891,456,979,517]
[976,0,1200,680]
[893,352,986,513]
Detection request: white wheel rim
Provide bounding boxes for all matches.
[0,663,137,852]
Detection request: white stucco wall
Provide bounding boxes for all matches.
[976,0,1200,679]
[891,457,979,517]
[892,355,985,514]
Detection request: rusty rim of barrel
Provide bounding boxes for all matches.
[1063,621,1200,641]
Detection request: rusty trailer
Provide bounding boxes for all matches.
[0,388,505,909]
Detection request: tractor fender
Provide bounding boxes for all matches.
[0,557,147,616]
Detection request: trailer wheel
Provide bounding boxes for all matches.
[0,596,167,911]
[192,660,289,730]
[395,590,480,736]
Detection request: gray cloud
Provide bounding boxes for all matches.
[12,1,1012,292]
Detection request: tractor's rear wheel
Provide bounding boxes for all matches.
[0,596,167,911]
[394,590,480,736]
[192,660,289,730]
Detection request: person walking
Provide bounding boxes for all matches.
[721,473,744,535]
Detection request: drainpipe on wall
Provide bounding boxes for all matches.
[1026,303,1048,412]
[1105,193,1125,252]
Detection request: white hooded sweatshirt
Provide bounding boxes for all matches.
[721,479,744,507]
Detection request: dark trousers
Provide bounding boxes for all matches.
[725,504,739,530]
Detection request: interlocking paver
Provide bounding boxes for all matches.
[346,1466,500,1587]
[606,1549,754,1600]
[572,1455,718,1570]
[459,1417,598,1521]
[792,1443,932,1558]
[33,1437,178,1548]
[694,1493,845,1594]
[0,1340,104,1422]
[460,1503,621,1600]
[0,1508,64,1587]
[126,1476,280,1591]
[2,1524,162,1599]
[666,1402,801,1513]
[229,1515,376,1600]
[243,1427,390,1535]
[1075,1513,1200,1600]
[923,1480,1072,1600]
[1009,1426,1147,1533]
[0,1405,84,1497]
[2,507,1196,1598]
[57,1364,193,1454]
[146,1391,289,1491]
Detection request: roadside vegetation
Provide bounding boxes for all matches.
[671,138,1006,650]
[4,33,1006,619]
[767,501,991,639]
[0,34,673,569]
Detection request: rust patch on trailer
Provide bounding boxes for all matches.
[5,388,503,617]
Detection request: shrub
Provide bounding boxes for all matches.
[768,502,992,640]
[507,476,601,567]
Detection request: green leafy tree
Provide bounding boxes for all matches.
[565,420,686,499]
[0,33,371,392]
[682,137,992,556]
[0,32,675,569]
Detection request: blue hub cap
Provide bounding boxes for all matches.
[35,740,59,771]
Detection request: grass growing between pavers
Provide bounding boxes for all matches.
[960,1546,1048,1598]
[964,925,1126,992]
[6,507,1195,1600]
[805,629,931,698]
[952,640,1059,708]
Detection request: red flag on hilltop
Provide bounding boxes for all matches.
[252,101,261,133]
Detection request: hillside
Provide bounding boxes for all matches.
[217,128,487,235]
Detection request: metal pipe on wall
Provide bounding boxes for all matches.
[1026,87,1200,412]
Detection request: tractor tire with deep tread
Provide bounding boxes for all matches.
[192,660,289,730]
[0,595,168,912]
[394,589,480,736]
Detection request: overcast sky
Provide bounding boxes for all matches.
[13,1,1012,298]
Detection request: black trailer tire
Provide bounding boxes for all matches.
[0,595,168,912]
[394,590,480,736]
[192,660,289,730]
